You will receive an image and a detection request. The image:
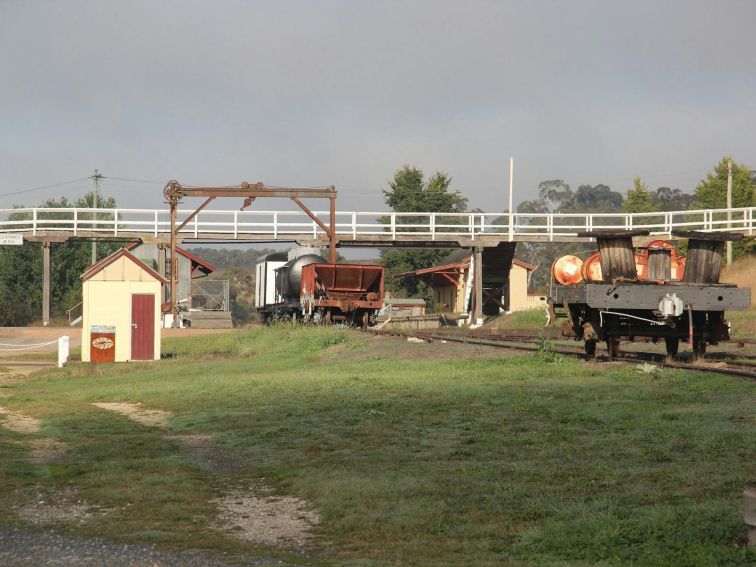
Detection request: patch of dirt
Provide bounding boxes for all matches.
[24,437,68,464]
[14,485,103,526]
[0,405,41,434]
[213,482,319,549]
[170,434,249,473]
[92,402,172,428]
[331,334,520,363]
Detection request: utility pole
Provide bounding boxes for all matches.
[508,157,514,242]
[726,159,733,266]
[90,169,103,264]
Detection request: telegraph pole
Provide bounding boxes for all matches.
[90,169,103,263]
[508,157,514,241]
[726,160,732,266]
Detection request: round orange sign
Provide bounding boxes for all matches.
[92,337,114,350]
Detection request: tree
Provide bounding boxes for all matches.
[623,177,657,213]
[0,192,120,325]
[695,156,755,210]
[651,187,695,211]
[514,180,625,291]
[569,184,624,213]
[383,167,467,213]
[380,166,467,306]
[694,157,755,258]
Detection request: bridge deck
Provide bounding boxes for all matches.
[1,207,753,247]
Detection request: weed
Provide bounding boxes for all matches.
[535,331,565,364]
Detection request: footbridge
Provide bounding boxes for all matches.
[2,204,753,327]
[2,206,754,247]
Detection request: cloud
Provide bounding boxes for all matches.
[1,0,754,214]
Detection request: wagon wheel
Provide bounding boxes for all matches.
[361,310,370,329]
[584,339,597,357]
[692,337,707,360]
[606,336,620,359]
[664,337,679,359]
[324,310,332,324]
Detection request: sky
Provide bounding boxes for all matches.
[1,0,755,216]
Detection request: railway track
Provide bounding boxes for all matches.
[370,329,756,380]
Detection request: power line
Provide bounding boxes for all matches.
[0,177,90,198]
[105,176,164,184]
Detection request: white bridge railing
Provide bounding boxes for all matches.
[0,206,753,241]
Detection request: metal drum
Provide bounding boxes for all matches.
[275,254,327,299]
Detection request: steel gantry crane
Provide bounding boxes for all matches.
[162,180,337,325]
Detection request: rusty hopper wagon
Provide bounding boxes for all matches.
[256,252,384,327]
[551,230,751,359]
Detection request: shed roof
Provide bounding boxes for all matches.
[81,248,169,284]
[125,241,217,276]
[396,255,536,287]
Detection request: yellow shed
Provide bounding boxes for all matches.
[397,256,539,314]
[81,248,167,363]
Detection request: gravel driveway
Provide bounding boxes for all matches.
[0,527,298,566]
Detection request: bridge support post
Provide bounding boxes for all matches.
[473,246,483,326]
[42,242,51,327]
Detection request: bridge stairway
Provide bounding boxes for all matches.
[482,242,516,288]
[481,242,516,313]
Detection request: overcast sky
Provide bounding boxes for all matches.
[1,0,754,214]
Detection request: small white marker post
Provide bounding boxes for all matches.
[58,336,69,368]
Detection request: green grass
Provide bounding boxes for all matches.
[486,307,550,331]
[0,325,754,566]
[727,306,756,339]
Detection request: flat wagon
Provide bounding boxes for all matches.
[550,230,751,359]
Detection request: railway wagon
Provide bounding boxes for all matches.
[256,252,384,327]
[551,229,751,359]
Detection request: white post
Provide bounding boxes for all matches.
[57,335,69,368]
[508,156,514,242]
[726,159,733,265]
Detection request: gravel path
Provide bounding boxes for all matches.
[0,527,297,566]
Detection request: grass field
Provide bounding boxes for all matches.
[0,326,754,566]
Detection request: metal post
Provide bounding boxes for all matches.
[158,244,167,303]
[726,159,733,266]
[473,246,483,326]
[329,195,337,263]
[170,201,178,328]
[42,242,51,326]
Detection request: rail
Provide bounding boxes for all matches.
[0,206,753,242]
[66,301,83,326]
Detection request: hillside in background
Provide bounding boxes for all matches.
[721,256,756,306]
[187,247,276,270]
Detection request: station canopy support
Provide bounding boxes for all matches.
[162,180,337,325]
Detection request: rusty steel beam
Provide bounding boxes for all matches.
[329,195,337,263]
[179,181,335,200]
[176,196,216,233]
[290,196,332,237]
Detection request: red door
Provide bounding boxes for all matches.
[131,294,155,360]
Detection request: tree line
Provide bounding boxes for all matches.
[381,156,755,299]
